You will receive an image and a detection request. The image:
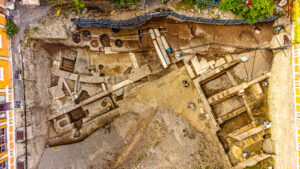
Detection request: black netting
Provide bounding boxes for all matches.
[72,11,277,29]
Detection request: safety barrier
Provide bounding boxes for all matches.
[71,11,278,29]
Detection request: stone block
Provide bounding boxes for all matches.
[254,28,261,34]
[200,107,205,114]
[208,98,213,104]
[48,85,65,100]
[69,74,79,81]
[208,60,215,69]
[53,60,60,66]
[217,93,224,99]
[199,58,209,70]
[225,55,233,63]
[205,113,210,119]
[213,95,218,101]
[252,83,263,95]
[215,58,226,67]
[185,63,195,79]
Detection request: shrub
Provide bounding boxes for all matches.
[73,0,85,13]
[180,0,274,24]
[196,0,215,9]
[6,20,18,37]
[219,0,274,24]
[184,0,195,4]
[111,0,139,4]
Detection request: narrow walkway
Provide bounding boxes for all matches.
[292,23,300,169]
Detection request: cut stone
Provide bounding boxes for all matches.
[191,56,202,75]
[48,85,65,100]
[225,55,233,63]
[252,83,263,95]
[199,58,209,70]
[208,60,215,69]
[254,29,261,35]
[215,58,226,67]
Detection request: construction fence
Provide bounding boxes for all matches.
[71,11,278,29]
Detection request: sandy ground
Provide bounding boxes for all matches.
[114,67,231,168]
[126,67,214,132]
[38,67,231,169]
[38,124,125,169]
[268,49,297,169]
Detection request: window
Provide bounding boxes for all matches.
[0,103,11,112]
[0,159,8,169]
[15,101,21,109]
[0,112,5,120]
[0,96,5,103]
[0,128,7,154]
[0,68,3,81]
[0,35,2,49]
[16,130,24,141]
[0,128,6,135]
[0,135,5,145]
[17,161,24,169]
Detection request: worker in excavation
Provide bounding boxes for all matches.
[183,80,189,88]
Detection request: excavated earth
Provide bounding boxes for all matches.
[17,8,296,169]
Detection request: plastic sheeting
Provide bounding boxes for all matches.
[71,11,278,29]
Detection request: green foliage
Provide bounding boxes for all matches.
[6,20,18,37]
[196,0,214,9]
[219,0,243,13]
[181,0,216,9]
[219,0,274,24]
[196,2,204,9]
[184,0,195,4]
[178,0,274,24]
[111,0,139,4]
[176,0,195,10]
[73,0,85,13]
[32,27,39,32]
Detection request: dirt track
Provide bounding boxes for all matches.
[268,49,297,169]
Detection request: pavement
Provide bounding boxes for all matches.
[9,4,51,102]
[292,22,300,169]
[7,3,52,168]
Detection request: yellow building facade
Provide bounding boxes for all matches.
[0,9,15,169]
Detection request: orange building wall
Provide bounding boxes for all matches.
[0,15,5,26]
[0,0,4,7]
[0,60,11,89]
[0,16,5,26]
[0,28,9,57]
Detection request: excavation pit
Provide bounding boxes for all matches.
[25,14,285,169]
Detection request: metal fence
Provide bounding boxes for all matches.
[71,11,278,29]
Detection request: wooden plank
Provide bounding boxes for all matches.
[129,53,139,68]
[153,40,167,68]
[156,36,171,65]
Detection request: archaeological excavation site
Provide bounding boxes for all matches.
[14,9,293,169]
